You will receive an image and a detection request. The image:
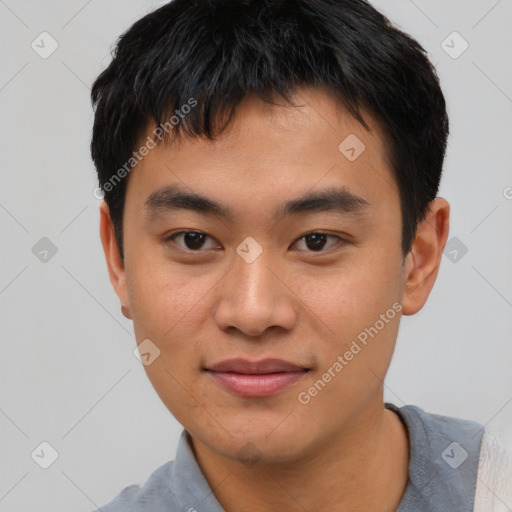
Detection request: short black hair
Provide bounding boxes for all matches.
[91,0,448,261]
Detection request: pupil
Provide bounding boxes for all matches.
[306,234,327,251]
[184,232,205,250]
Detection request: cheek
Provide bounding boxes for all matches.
[126,253,219,348]
[126,260,217,421]
[296,254,401,330]
[296,271,402,419]
[293,249,403,388]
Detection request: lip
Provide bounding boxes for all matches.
[205,358,310,398]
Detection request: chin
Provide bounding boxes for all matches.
[190,412,313,464]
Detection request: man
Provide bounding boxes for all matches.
[90,0,511,510]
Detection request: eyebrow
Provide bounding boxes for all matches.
[143,184,370,221]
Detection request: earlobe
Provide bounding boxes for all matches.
[121,305,132,319]
[401,198,450,316]
[99,201,132,319]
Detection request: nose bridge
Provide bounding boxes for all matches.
[234,252,275,305]
[214,249,296,336]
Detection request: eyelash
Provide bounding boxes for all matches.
[164,230,346,254]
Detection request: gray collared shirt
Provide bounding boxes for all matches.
[92,403,484,511]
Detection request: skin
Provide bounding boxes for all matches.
[100,86,450,511]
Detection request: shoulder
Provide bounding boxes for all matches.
[388,403,485,512]
[388,402,485,463]
[89,429,224,512]
[395,403,484,439]
[90,460,180,512]
[474,424,512,511]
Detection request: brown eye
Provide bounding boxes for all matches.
[167,231,219,251]
[304,233,327,251]
[293,233,342,252]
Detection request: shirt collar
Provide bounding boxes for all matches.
[171,429,226,512]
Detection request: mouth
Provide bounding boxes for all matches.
[204,358,311,398]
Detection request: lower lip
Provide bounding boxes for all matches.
[207,371,307,398]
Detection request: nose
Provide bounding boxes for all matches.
[213,251,297,338]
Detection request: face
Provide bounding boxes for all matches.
[101,87,430,464]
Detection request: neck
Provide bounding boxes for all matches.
[190,402,410,512]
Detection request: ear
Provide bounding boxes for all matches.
[401,197,450,316]
[99,201,132,319]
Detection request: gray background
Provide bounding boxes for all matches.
[0,0,511,510]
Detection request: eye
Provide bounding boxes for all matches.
[166,231,220,251]
[292,232,344,252]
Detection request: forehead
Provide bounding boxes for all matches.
[125,87,398,221]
